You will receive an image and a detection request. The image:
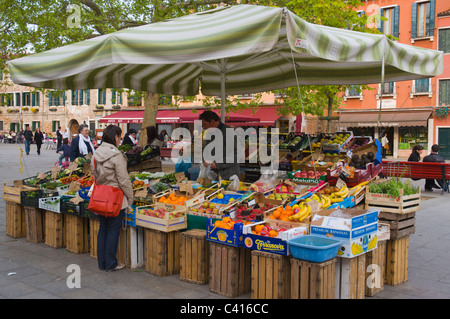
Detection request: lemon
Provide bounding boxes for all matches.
[228,197,235,202]
[217,193,224,199]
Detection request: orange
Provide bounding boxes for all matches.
[269,230,278,237]
[273,210,281,219]
[280,216,289,222]
[222,216,231,223]
[159,196,166,202]
[254,225,264,233]
[268,214,276,220]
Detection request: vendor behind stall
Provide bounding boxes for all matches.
[70,124,95,161]
[199,110,240,180]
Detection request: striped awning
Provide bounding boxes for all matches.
[7,5,443,97]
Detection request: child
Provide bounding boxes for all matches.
[57,138,70,166]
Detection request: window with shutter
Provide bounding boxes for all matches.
[439,80,450,106]
[412,0,435,39]
[438,28,450,53]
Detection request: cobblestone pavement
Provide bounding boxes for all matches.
[1,143,450,299]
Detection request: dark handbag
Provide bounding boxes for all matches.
[88,159,123,218]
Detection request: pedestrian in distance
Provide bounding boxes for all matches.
[91,124,134,272]
[122,128,138,147]
[57,138,71,166]
[34,127,44,155]
[381,132,389,159]
[56,126,63,149]
[423,144,447,192]
[24,126,33,155]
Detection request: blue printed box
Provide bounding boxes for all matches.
[206,218,244,247]
[310,208,380,258]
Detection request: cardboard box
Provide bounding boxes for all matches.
[242,220,308,256]
[310,208,379,258]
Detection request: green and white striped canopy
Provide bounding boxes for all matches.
[7,4,443,96]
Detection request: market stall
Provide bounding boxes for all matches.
[3,128,422,299]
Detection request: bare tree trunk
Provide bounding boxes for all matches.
[327,95,333,133]
[139,92,159,147]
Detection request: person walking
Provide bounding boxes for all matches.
[91,125,134,271]
[70,124,95,161]
[57,138,71,166]
[24,126,33,155]
[34,127,44,155]
[56,127,63,149]
[381,132,389,159]
[423,144,447,192]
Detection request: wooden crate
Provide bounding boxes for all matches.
[6,201,26,238]
[335,255,366,299]
[44,210,65,249]
[385,236,409,286]
[24,206,45,244]
[251,251,291,299]
[365,241,386,297]
[379,211,415,240]
[144,228,181,276]
[290,258,336,299]
[89,218,100,258]
[64,214,89,254]
[209,242,251,298]
[180,229,210,284]
[365,187,421,214]
[3,181,39,204]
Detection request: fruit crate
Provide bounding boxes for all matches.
[206,217,244,247]
[20,189,58,208]
[322,131,354,154]
[136,205,187,232]
[22,171,53,186]
[38,196,61,213]
[125,205,137,227]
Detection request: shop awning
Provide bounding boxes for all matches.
[227,107,283,127]
[98,108,265,125]
[339,110,432,127]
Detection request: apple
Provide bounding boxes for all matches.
[300,171,308,178]
[209,203,216,209]
[294,171,302,178]
[203,202,209,208]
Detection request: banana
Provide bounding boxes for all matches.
[340,188,349,198]
[330,197,344,203]
[321,196,331,209]
[289,205,307,221]
[334,184,348,197]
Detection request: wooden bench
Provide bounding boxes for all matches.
[382,160,450,194]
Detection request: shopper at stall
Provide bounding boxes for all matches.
[57,138,71,166]
[24,126,33,155]
[423,144,447,192]
[91,124,134,272]
[199,110,240,180]
[34,127,44,155]
[70,124,95,161]
[122,128,138,147]
[146,125,163,148]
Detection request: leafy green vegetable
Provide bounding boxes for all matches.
[369,178,419,198]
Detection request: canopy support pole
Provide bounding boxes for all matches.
[220,58,227,123]
[377,40,386,137]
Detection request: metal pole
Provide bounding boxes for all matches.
[220,58,226,123]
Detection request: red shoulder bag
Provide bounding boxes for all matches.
[88,158,124,218]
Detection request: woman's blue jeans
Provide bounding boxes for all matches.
[97,209,125,271]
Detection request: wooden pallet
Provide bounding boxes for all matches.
[44,210,65,249]
[379,211,415,240]
[24,206,45,244]
[365,241,387,297]
[180,229,210,285]
[209,242,251,298]
[385,236,409,286]
[365,188,421,214]
[6,201,26,238]
[144,228,181,276]
[64,214,89,254]
[290,258,336,299]
[251,251,291,299]
[335,255,366,299]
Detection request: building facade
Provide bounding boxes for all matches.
[339,0,450,159]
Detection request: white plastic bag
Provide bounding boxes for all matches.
[197,164,212,186]
[228,175,240,191]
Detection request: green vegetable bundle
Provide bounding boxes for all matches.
[369,177,419,198]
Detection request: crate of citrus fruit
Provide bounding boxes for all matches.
[265,203,312,232]
[206,216,247,247]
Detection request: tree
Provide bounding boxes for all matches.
[0,0,379,137]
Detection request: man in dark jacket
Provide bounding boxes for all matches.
[199,110,240,180]
[423,144,447,191]
[23,126,33,155]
